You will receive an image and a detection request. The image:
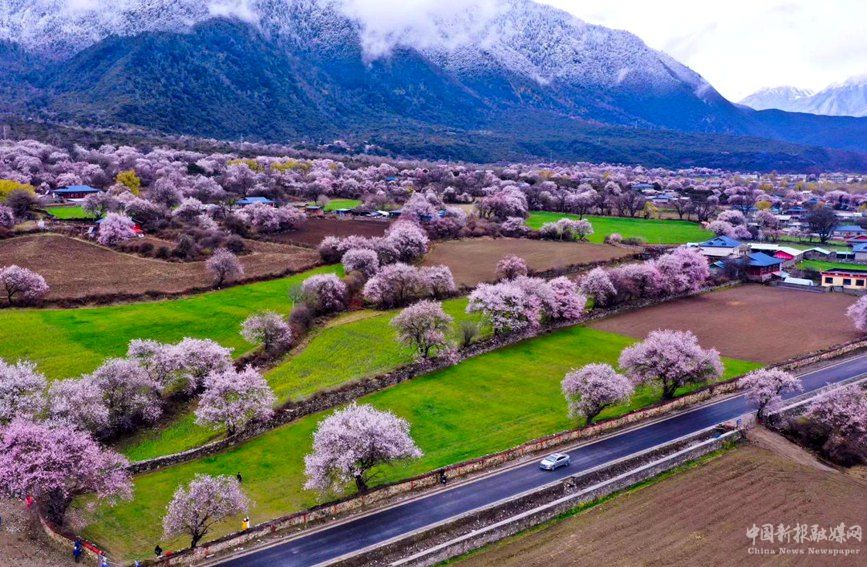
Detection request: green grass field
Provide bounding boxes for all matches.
[44,205,96,219]
[118,298,487,461]
[525,212,712,244]
[80,325,759,561]
[796,259,867,272]
[316,199,362,211]
[0,265,339,379]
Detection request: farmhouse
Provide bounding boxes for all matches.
[820,267,867,289]
[693,236,748,259]
[852,243,867,262]
[745,252,783,282]
[53,185,102,201]
[832,225,866,240]
[747,243,804,267]
[235,196,274,206]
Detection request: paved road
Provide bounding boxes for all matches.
[218,354,867,567]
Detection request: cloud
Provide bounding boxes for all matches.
[540,0,867,100]
[336,0,504,60]
[208,0,260,24]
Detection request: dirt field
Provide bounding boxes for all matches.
[0,233,319,301]
[0,498,70,566]
[590,285,859,363]
[422,238,635,286]
[268,217,392,247]
[461,429,866,567]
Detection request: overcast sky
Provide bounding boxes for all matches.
[541,0,867,100]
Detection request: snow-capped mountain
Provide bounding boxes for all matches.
[0,0,864,167]
[741,77,867,117]
[739,86,815,111]
[1,0,714,96]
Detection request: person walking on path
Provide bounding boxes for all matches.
[242,516,250,531]
[72,539,83,563]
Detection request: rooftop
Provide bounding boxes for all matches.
[700,235,743,248]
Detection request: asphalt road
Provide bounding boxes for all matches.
[218,353,867,567]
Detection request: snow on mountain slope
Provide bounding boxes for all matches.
[0,0,716,96]
[739,86,815,111]
[741,77,866,117]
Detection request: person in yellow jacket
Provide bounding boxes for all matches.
[242,516,250,531]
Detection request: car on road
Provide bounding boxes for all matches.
[539,452,571,471]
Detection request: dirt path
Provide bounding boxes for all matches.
[459,429,866,566]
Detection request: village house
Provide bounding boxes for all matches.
[832,225,867,240]
[234,196,275,207]
[744,252,783,282]
[692,236,749,260]
[52,184,102,201]
[852,243,867,263]
[820,267,867,290]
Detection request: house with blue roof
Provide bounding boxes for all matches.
[745,252,783,282]
[52,185,102,201]
[235,196,275,207]
[833,225,865,239]
[851,243,867,262]
[695,235,748,259]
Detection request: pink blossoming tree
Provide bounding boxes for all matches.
[579,267,616,307]
[546,276,587,321]
[846,296,867,332]
[391,300,453,359]
[0,358,46,424]
[495,255,529,281]
[304,403,422,493]
[0,419,132,523]
[0,204,14,228]
[618,329,723,399]
[803,385,867,465]
[87,358,162,435]
[741,369,802,418]
[195,367,276,436]
[362,263,431,308]
[421,265,457,299]
[97,212,137,247]
[163,474,249,548]
[467,281,539,334]
[241,312,293,353]
[301,273,348,314]
[0,265,49,305]
[385,221,429,263]
[561,363,634,424]
[47,377,110,435]
[206,248,244,288]
[342,248,380,279]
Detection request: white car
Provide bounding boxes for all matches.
[539,452,571,471]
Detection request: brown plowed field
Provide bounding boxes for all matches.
[0,234,319,301]
[461,429,866,567]
[590,285,858,363]
[267,217,392,247]
[422,238,635,286]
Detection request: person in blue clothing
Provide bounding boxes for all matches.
[72,538,83,563]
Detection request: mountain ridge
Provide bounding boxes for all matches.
[741,76,867,118]
[0,0,865,170]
